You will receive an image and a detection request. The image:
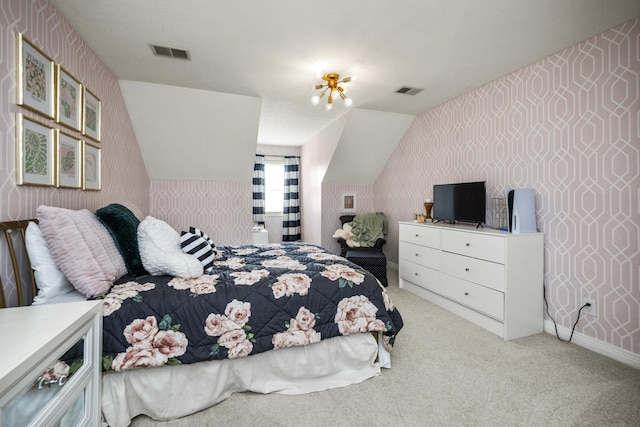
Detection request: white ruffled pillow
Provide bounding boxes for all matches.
[25,222,75,305]
[137,216,203,279]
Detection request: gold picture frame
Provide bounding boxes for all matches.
[16,33,56,119]
[16,114,56,187]
[83,142,101,191]
[83,88,101,142]
[56,66,83,131]
[57,131,82,189]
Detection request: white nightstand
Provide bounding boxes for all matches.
[252,229,269,245]
[0,301,102,426]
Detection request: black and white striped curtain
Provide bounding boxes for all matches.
[252,155,265,225]
[282,156,301,241]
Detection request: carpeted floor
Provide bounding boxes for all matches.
[129,269,640,426]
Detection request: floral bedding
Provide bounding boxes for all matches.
[100,242,403,372]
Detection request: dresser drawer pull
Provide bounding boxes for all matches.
[37,375,67,389]
[465,243,470,247]
[464,292,469,296]
[465,267,470,271]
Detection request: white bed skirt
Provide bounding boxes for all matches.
[102,333,381,427]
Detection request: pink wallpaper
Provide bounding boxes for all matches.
[373,18,640,355]
[0,0,149,305]
[150,180,252,246]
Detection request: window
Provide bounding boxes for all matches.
[264,157,284,215]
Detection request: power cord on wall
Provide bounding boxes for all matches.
[543,281,590,343]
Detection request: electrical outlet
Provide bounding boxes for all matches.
[583,299,597,318]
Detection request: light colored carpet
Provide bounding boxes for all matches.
[129,269,640,426]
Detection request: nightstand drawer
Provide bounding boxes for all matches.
[1,334,87,426]
[442,229,504,263]
[399,242,440,270]
[440,251,505,292]
[399,259,440,294]
[399,223,440,249]
[440,274,504,321]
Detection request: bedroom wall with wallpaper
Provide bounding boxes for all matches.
[373,18,640,356]
[0,0,149,304]
[149,145,302,246]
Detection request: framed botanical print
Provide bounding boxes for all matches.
[16,33,55,119]
[56,66,83,131]
[83,88,101,141]
[57,131,82,188]
[16,114,56,186]
[83,142,101,191]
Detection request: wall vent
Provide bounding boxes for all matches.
[395,86,423,95]
[150,44,191,60]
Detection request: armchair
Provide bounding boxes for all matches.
[335,214,388,286]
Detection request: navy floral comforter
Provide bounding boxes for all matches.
[100,243,403,372]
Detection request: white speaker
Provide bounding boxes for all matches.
[506,188,537,234]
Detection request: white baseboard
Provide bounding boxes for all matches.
[543,319,640,370]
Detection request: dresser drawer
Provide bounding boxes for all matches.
[399,242,440,270]
[440,252,505,292]
[399,259,440,294]
[442,229,504,263]
[440,274,504,321]
[399,223,440,249]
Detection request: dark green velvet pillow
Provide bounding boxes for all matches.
[96,203,147,276]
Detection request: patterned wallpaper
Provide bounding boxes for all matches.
[150,180,253,246]
[372,18,640,355]
[0,0,149,305]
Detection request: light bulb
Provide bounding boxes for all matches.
[344,97,353,107]
[311,95,320,105]
[325,103,333,111]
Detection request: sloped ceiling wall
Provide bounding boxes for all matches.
[119,80,262,181]
[323,109,415,185]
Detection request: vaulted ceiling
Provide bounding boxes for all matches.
[51,0,640,182]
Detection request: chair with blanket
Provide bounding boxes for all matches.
[333,213,388,286]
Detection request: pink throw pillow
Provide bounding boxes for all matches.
[37,206,127,297]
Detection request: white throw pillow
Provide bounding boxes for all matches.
[137,216,203,279]
[25,222,75,305]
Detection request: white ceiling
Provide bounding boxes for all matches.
[51,0,640,147]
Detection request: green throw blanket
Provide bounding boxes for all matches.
[350,213,387,247]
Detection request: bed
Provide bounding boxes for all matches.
[0,204,403,426]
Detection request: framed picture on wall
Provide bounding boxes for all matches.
[57,131,82,189]
[83,88,101,141]
[16,33,56,119]
[342,194,356,213]
[83,142,101,191]
[16,114,56,186]
[56,66,83,131]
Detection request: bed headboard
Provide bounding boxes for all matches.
[0,219,37,308]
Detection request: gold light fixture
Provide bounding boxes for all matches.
[311,73,354,111]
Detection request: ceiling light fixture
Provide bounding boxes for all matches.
[311,73,354,111]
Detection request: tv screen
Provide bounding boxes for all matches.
[433,181,486,225]
[433,184,455,222]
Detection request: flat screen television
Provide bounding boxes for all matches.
[433,181,486,226]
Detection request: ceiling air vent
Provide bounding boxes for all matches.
[395,86,423,96]
[150,44,191,60]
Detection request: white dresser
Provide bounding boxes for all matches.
[399,222,543,340]
[0,301,102,426]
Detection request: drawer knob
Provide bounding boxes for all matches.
[415,234,419,237]
[37,375,67,389]
[465,243,470,247]
[464,292,469,296]
[465,268,470,272]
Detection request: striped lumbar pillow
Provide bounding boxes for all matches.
[180,227,215,272]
